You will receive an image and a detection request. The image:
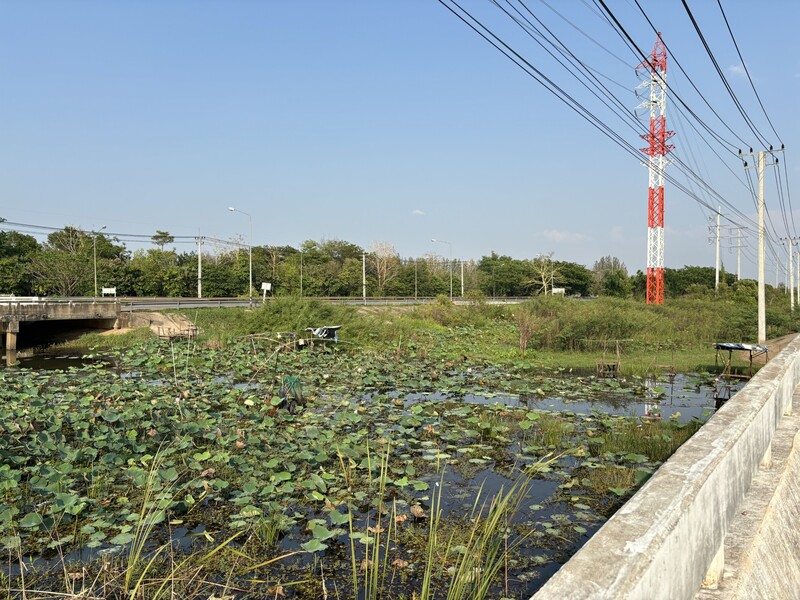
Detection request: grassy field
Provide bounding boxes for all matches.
[61,294,793,376]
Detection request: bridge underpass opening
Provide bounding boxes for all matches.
[10,318,118,351]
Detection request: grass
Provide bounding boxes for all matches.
[48,327,155,352]
[579,465,635,494]
[593,418,702,462]
[40,293,795,377]
[335,441,538,600]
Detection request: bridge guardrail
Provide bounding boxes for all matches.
[2,295,536,315]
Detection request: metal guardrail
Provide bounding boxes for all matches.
[117,296,534,310]
[0,296,120,304]
[1,295,535,313]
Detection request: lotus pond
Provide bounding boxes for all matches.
[0,337,729,599]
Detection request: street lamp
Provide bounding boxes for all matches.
[228,207,253,304]
[93,225,106,297]
[431,238,453,300]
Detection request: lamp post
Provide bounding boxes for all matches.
[431,238,453,300]
[93,225,106,297]
[228,207,253,304]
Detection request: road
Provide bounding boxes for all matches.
[117,296,532,311]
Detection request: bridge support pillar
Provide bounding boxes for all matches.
[1,320,18,351]
[1,320,18,366]
[701,543,725,589]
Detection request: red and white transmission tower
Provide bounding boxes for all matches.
[636,33,674,305]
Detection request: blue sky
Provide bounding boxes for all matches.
[2,0,798,279]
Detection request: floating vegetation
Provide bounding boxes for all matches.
[0,337,712,598]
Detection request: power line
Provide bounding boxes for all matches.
[715,0,782,145]
[0,221,249,250]
[678,0,772,149]
[439,0,766,236]
[602,0,748,152]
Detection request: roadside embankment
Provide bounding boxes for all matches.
[118,311,199,338]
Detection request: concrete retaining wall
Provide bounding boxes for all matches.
[532,335,800,600]
[696,418,800,599]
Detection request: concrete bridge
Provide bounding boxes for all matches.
[532,335,800,600]
[0,296,120,364]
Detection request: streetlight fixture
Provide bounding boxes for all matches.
[431,238,453,300]
[228,207,253,304]
[93,225,106,297]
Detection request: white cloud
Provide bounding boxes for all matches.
[412,209,426,216]
[728,63,747,78]
[542,229,590,242]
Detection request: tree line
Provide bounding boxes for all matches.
[0,221,746,299]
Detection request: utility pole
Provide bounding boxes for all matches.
[742,146,782,344]
[460,261,464,297]
[414,259,418,301]
[715,208,721,292]
[795,251,800,303]
[789,239,794,313]
[362,253,366,305]
[228,207,253,305]
[197,236,203,299]
[93,225,106,297]
[737,226,741,280]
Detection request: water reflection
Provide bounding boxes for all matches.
[1,351,102,371]
[459,374,731,422]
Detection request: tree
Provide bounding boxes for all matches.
[0,230,39,259]
[554,261,593,296]
[128,249,185,297]
[370,241,400,296]
[476,252,533,297]
[28,250,89,296]
[46,226,91,254]
[530,252,559,295]
[0,229,40,295]
[592,256,631,298]
[151,230,175,251]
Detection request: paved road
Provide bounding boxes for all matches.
[1,296,533,314]
[117,296,532,311]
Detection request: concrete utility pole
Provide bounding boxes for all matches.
[362,253,366,305]
[789,239,794,313]
[197,236,203,299]
[414,259,418,300]
[742,146,782,344]
[93,225,106,297]
[228,207,253,305]
[431,239,453,301]
[461,261,464,297]
[795,251,800,303]
[715,208,721,292]
[737,226,741,280]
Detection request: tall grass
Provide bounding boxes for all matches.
[341,442,535,600]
